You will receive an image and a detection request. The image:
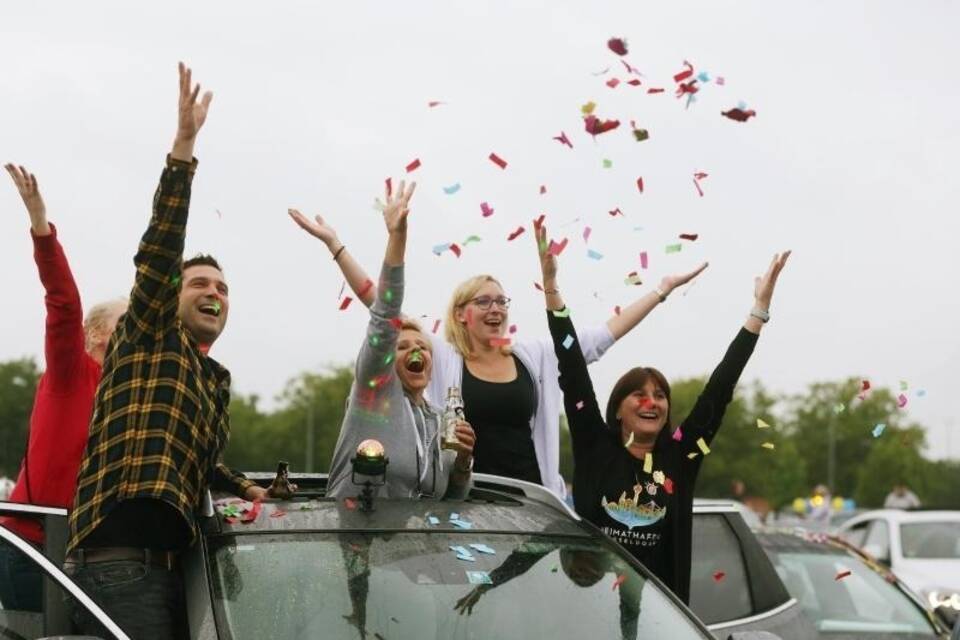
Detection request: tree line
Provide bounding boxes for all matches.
[1,356,957,510]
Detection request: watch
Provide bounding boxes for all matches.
[750,307,770,323]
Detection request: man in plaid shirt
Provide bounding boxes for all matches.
[64,62,282,639]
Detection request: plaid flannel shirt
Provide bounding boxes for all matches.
[67,156,254,553]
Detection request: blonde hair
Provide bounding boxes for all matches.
[397,316,429,349]
[83,298,128,353]
[444,275,510,360]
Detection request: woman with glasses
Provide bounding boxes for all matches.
[290,181,475,500]
[290,214,706,496]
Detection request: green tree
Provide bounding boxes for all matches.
[0,358,41,477]
[854,425,929,507]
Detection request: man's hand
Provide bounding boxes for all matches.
[171,61,213,162]
[5,164,50,235]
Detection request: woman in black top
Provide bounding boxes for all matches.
[534,221,791,603]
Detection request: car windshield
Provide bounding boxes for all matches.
[769,549,935,636]
[900,521,960,559]
[207,532,707,640]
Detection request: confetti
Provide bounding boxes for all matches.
[697,71,711,83]
[508,324,517,334]
[612,574,627,591]
[467,571,493,585]
[357,279,375,298]
[761,442,775,450]
[756,418,771,429]
[450,545,476,561]
[450,518,473,530]
[469,543,497,555]
[548,238,569,256]
[624,432,635,448]
[607,37,628,56]
[432,243,451,256]
[170,274,181,286]
[489,153,508,169]
[562,334,575,350]
[652,470,665,485]
[534,282,544,291]
[443,183,462,195]
[624,272,642,286]
[713,571,726,582]
[899,380,909,391]
[576,400,585,410]
[627,79,642,86]
[636,177,644,193]
[602,158,612,168]
[639,251,649,269]
[897,394,908,408]
[716,76,726,85]
[679,233,699,241]
[241,500,262,523]
[427,515,440,525]
[463,235,482,246]
[833,403,845,414]
[406,158,421,173]
[431,319,441,334]
[609,207,624,217]
[582,226,592,243]
[339,296,353,311]
[632,128,649,142]
[507,226,525,241]
[389,318,404,329]
[721,108,756,122]
[540,185,547,194]
[917,389,926,397]
[621,59,640,75]
[696,437,711,455]
[693,171,708,197]
[583,115,621,136]
[639,453,652,474]
[587,249,604,260]
[687,452,699,459]
[666,243,682,254]
[553,131,573,148]
[861,380,871,392]
[673,60,694,83]
[606,78,620,89]
[270,508,287,518]
[647,88,665,94]
[489,337,512,347]
[552,307,571,318]
[581,101,597,115]
[613,305,621,315]
[872,423,886,438]
[427,100,444,108]
[835,569,852,581]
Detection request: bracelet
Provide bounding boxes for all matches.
[654,287,668,303]
[750,307,770,323]
[543,287,560,295]
[332,245,346,261]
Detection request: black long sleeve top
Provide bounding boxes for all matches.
[547,308,758,603]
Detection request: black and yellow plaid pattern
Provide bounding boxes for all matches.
[67,156,253,553]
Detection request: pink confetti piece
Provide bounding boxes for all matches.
[647,87,665,94]
[405,159,421,173]
[357,279,374,298]
[716,76,726,86]
[480,202,495,217]
[575,400,585,410]
[270,508,287,518]
[609,207,624,217]
[432,319,441,334]
[636,177,644,193]
[672,425,683,441]
[344,497,358,511]
[612,574,627,590]
[489,153,508,169]
[640,251,648,269]
[427,100,444,108]
[693,171,708,197]
[533,213,546,229]
[607,37,628,56]
[897,394,908,408]
[606,77,620,88]
[582,226,592,243]
[339,296,353,311]
[547,238,569,256]
[621,59,640,75]
[507,226,525,241]
[534,282,544,291]
[553,131,573,148]
[508,324,517,334]
[627,79,642,86]
[835,569,852,581]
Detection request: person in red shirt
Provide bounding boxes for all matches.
[0,163,127,612]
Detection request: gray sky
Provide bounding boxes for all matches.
[2,1,958,460]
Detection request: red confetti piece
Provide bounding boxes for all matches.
[609,208,623,217]
[241,500,262,523]
[385,177,393,197]
[427,100,444,108]
[489,153,508,169]
[626,79,642,86]
[534,214,546,229]
[357,279,374,298]
[621,59,640,75]
[553,131,573,148]
[405,158,421,173]
[673,61,694,83]
[612,574,627,590]
[607,38,628,56]
[584,115,621,136]
[344,497,358,511]
[508,324,517,334]
[835,569,852,581]
[640,252,648,269]
[547,238,569,256]
[507,226,526,241]
[663,478,675,494]
[339,296,353,311]
[693,171,708,197]
[679,233,699,241]
[583,226,592,243]
[449,243,462,257]
[270,508,287,518]
[721,108,756,122]
[389,318,404,329]
[576,400,585,410]
[614,305,621,316]
[480,202,495,217]
[861,380,871,392]
[539,185,547,195]
[713,571,726,582]
[606,77,620,88]
[490,337,512,347]
[676,80,699,99]
[432,319,441,334]
[225,516,239,524]
[636,177,644,193]
[646,88,665,94]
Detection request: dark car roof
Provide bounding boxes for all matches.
[207,473,588,538]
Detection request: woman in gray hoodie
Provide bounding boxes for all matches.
[290,180,475,500]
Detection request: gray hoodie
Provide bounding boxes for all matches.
[327,263,469,500]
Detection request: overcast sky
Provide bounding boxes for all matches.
[2,1,958,461]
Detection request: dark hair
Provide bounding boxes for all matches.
[183,254,223,273]
[605,366,673,435]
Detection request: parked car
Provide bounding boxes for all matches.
[755,529,948,638]
[2,474,728,640]
[835,510,960,619]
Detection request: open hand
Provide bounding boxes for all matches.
[4,164,49,235]
[658,262,709,296]
[754,251,791,309]
[533,220,558,284]
[381,179,416,234]
[176,61,213,143]
[454,586,487,616]
[288,209,339,247]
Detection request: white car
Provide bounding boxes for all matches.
[836,509,960,616]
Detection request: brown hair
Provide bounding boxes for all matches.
[605,366,673,435]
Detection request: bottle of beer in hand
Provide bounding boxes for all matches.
[441,386,464,450]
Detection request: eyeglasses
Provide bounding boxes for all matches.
[467,296,511,310]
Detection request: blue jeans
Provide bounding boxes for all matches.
[65,560,187,640]
[0,543,42,612]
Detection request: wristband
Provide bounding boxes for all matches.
[654,287,668,303]
[332,245,346,261]
[543,288,560,295]
[750,307,770,323]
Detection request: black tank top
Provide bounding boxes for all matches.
[461,355,542,485]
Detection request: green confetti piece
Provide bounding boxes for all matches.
[384,289,393,302]
[367,379,378,389]
[665,243,682,254]
[551,307,571,318]
[170,274,181,286]
[463,235,482,246]
[384,353,395,365]
[602,159,612,168]
[369,334,381,347]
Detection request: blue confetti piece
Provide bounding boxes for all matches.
[427,516,440,525]
[737,100,748,110]
[916,389,926,397]
[872,423,886,438]
[466,571,493,585]
[450,518,473,529]
[450,545,476,561]
[562,334,575,350]
[469,543,496,555]
[697,71,711,83]
[443,183,462,195]
[587,249,604,260]
[432,243,451,256]
[449,513,459,521]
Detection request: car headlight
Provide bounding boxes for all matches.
[924,588,960,610]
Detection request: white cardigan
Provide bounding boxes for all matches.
[425,322,616,497]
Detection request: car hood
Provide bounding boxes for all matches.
[894,558,960,593]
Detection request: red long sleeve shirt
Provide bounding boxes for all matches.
[0,225,101,545]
